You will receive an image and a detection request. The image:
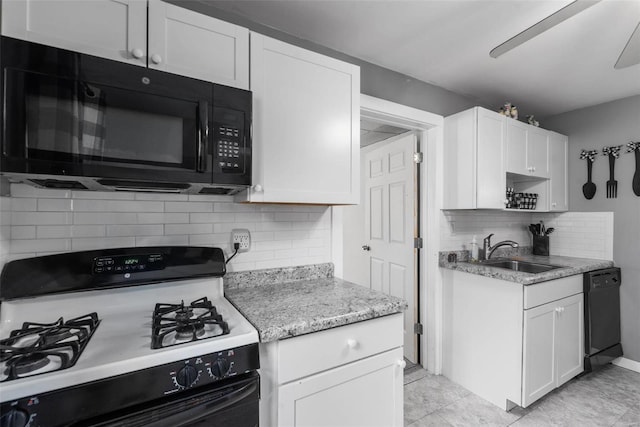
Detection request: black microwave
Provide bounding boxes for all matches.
[0,37,251,195]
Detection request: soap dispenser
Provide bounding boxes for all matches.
[470,235,479,262]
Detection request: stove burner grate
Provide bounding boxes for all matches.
[151,297,230,349]
[0,313,100,382]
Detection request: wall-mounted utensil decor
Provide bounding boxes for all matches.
[627,141,640,197]
[580,149,598,200]
[603,146,622,198]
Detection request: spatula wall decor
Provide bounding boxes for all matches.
[627,141,640,196]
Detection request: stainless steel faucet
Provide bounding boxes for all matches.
[481,233,519,261]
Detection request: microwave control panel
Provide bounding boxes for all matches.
[213,107,245,174]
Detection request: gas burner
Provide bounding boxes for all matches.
[151,297,230,349]
[0,313,100,382]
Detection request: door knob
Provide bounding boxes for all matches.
[362,245,371,251]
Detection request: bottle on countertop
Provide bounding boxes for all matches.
[470,235,479,262]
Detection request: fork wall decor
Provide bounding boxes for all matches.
[602,145,622,199]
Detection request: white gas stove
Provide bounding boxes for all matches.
[0,247,260,427]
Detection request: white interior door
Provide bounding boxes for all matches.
[364,132,417,363]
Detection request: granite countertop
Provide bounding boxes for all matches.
[440,253,614,285]
[224,264,407,343]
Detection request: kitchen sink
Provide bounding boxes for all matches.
[480,259,564,274]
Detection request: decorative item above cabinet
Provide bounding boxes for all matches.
[1,0,249,89]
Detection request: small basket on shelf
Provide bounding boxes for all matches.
[516,193,538,210]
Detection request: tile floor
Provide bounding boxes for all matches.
[404,363,640,426]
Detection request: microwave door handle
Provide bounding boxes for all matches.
[197,100,209,172]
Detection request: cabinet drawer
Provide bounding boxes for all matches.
[277,313,403,384]
[524,275,582,309]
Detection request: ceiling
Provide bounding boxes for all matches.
[204,0,640,118]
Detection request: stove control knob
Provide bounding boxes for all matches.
[211,358,230,378]
[0,408,29,427]
[176,365,198,388]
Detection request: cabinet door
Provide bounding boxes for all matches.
[247,33,360,204]
[476,108,506,208]
[527,127,549,177]
[505,120,529,175]
[147,0,249,88]
[278,348,403,427]
[1,0,147,66]
[549,132,568,211]
[556,293,584,387]
[522,301,557,407]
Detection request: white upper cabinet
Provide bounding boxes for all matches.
[443,107,506,209]
[1,0,147,66]
[243,33,360,204]
[147,1,248,88]
[1,0,249,88]
[505,119,549,178]
[548,132,568,211]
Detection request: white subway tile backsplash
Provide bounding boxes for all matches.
[189,213,235,223]
[11,226,36,239]
[73,212,138,225]
[12,198,37,211]
[11,185,71,198]
[439,209,614,260]
[137,213,189,224]
[275,212,309,222]
[11,238,71,253]
[166,201,213,212]
[136,235,189,246]
[12,212,73,225]
[2,184,333,272]
[37,199,72,211]
[165,223,212,235]
[72,190,135,200]
[72,236,135,251]
[106,224,164,237]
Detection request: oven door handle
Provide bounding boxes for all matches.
[147,378,258,427]
[196,100,209,173]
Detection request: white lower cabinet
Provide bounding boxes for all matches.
[443,271,584,410]
[522,293,584,406]
[279,348,403,427]
[259,314,404,426]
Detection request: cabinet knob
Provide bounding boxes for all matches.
[253,184,263,193]
[346,339,358,349]
[532,166,536,172]
[131,48,144,59]
[397,360,407,369]
[150,54,162,64]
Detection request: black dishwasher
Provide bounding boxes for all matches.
[584,267,623,372]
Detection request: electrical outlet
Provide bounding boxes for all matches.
[231,229,251,252]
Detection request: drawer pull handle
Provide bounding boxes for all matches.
[397,360,407,369]
[346,339,358,349]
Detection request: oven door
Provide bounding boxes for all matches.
[2,39,214,185]
[83,372,259,427]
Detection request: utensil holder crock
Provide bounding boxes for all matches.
[533,235,549,256]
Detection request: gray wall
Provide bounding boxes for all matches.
[168,1,480,117]
[544,95,640,363]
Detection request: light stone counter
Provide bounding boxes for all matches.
[224,264,407,343]
[440,252,614,285]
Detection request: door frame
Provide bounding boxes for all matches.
[332,95,444,373]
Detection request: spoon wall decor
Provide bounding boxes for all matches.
[628,142,640,197]
[580,149,598,200]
